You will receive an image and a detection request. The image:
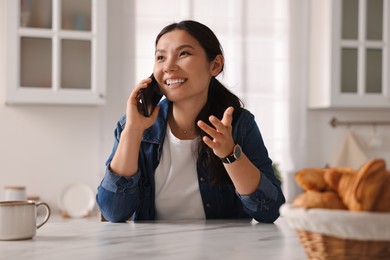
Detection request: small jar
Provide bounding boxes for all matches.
[4,186,27,201]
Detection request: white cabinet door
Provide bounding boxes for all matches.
[5,0,106,105]
[309,0,390,109]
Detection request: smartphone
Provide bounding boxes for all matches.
[138,74,163,117]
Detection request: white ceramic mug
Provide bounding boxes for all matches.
[0,200,51,240]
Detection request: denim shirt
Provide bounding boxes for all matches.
[97,98,285,223]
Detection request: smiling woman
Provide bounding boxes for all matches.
[96,20,285,223]
[153,29,220,107]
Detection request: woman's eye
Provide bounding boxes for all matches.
[179,51,190,57]
[156,56,165,61]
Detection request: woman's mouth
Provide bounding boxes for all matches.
[165,78,186,87]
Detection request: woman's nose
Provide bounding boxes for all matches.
[163,57,178,72]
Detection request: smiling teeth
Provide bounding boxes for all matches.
[166,79,185,85]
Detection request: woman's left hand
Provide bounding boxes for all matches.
[197,106,236,158]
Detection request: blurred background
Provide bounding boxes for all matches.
[1,0,389,214]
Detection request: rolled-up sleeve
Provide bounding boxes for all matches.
[96,166,141,222]
[237,174,284,223]
[100,166,141,193]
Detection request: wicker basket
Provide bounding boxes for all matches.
[296,230,390,260]
[280,204,390,260]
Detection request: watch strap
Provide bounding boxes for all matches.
[221,153,237,164]
[220,144,241,164]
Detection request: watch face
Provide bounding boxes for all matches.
[234,144,242,160]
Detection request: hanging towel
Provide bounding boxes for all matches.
[332,130,369,169]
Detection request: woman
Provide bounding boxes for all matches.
[97,20,285,222]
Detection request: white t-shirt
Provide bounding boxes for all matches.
[154,126,206,220]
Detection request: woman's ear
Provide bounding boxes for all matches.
[210,55,224,76]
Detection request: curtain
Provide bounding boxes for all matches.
[217,0,309,201]
[285,0,309,201]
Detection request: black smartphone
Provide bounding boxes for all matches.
[138,74,163,117]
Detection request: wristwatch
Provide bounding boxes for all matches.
[221,144,242,164]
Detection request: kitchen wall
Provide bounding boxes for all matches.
[0,2,127,211]
[1,0,390,211]
[307,109,390,168]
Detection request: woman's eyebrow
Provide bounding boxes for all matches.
[155,44,195,55]
[176,44,195,51]
[155,49,165,55]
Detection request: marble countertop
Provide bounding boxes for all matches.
[0,216,306,260]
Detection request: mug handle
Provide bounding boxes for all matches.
[36,202,51,229]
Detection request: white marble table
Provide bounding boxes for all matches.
[0,216,306,260]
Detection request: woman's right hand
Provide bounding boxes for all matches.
[110,78,161,177]
[124,77,160,134]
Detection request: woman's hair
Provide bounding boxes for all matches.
[156,20,243,184]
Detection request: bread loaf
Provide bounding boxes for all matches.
[293,158,390,212]
[295,168,327,191]
[292,190,346,210]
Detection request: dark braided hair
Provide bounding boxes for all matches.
[156,20,243,184]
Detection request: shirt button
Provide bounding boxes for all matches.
[200,177,205,182]
[206,203,211,208]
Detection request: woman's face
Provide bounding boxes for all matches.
[153,29,222,105]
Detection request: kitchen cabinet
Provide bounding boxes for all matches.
[308,0,390,109]
[4,0,106,105]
